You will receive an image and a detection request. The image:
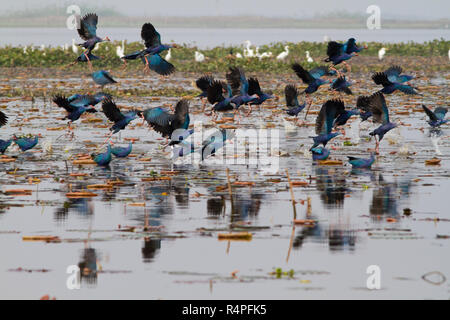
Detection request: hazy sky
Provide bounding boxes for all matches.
[4,0,450,19]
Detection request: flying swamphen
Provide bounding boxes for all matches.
[122,23,176,75]
[324,41,357,75]
[311,147,330,161]
[91,144,112,166]
[356,95,372,121]
[383,66,415,84]
[13,134,40,152]
[284,84,307,124]
[195,75,214,111]
[76,13,110,71]
[226,67,259,118]
[292,63,331,96]
[368,92,398,153]
[311,99,345,149]
[207,80,235,117]
[330,76,353,95]
[422,105,448,127]
[246,77,273,115]
[65,92,111,108]
[308,66,337,78]
[111,142,133,158]
[142,99,190,140]
[0,111,12,154]
[372,72,419,95]
[347,153,376,169]
[92,70,117,88]
[101,99,141,143]
[341,38,367,55]
[53,94,98,128]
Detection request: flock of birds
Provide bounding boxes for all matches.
[0,13,448,169]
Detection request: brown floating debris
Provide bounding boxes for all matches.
[66,192,98,198]
[218,232,252,241]
[72,159,96,165]
[87,184,113,190]
[318,159,343,165]
[293,219,316,226]
[22,235,60,242]
[128,202,146,207]
[4,189,32,196]
[291,180,308,187]
[425,158,441,165]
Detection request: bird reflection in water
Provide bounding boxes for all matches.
[315,167,348,208]
[78,247,99,286]
[54,197,94,221]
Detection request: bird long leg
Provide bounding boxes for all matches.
[246,105,253,117]
[304,97,313,120]
[329,65,342,77]
[343,61,351,74]
[83,51,93,72]
[201,98,207,112]
[375,136,380,155]
[121,59,128,70]
[101,132,114,147]
[143,56,151,74]
[62,61,77,70]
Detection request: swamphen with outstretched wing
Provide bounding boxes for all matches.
[196,75,214,98]
[247,77,273,107]
[368,92,397,153]
[207,80,234,113]
[330,76,353,95]
[226,67,259,110]
[325,41,356,66]
[292,63,330,95]
[356,95,372,121]
[422,105,448,127]
[342,38,367,54]
[309,66,337,78]
[76,13,110,70]
[121,23,176,75]
[284,85,306,117]
[372,72,419,95]
[53,94,98,123]
[384,66,414,83]
[142,99,190,138]
[102,99,141,134]
[311,99,345,149]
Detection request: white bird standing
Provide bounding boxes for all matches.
[276,45,289,61]
[243,40,255,58]
[236,52,243,59]
[23,46,27,54]
[165,48,172,61]
[378,47,387,61]
[195,51,205,62]
[116,40,125,58]
[306,50,313,63]
[256,46,273,60]
[72,38,78,54]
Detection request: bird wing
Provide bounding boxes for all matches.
[147,54,175,76]
[316,99,345,135]
[102,99,125,123]
[422,105,438,121]
[344,38,358,54]
[142,107,173,136]
[226,67,248,96]
[309,66,329,79]
[292,63,314,84]
[69,95,92,107]
[247,77,262,96]
[77,13,98,40]
[331,76,346,90]
[141,23,161,48]
[372,72,394,86]
[53,95,76,112]
[207,80,226,104]
[326,41,344,59]
[396,84,418,95]
[172,99,190,126]
[196,75,214,92]
[384,65,402,83]
[284,85,299,107]
[434,107,448,120]
[122,50,145,60]
[369,92,389,124]
[0,110,7,127]
[94,70,117,84]
[356,96,371,112]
